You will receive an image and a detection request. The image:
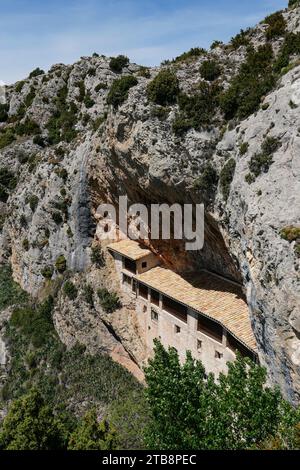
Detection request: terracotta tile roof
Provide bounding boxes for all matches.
[108,239,152,261]
[137,266,257,353]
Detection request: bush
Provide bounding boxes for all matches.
[25,194,39,212]
[41,266,54,279]
[0,266,28,311]
[0,128,15,149]
[29,67,45,79]
[274,32,300,72]
[231,29,250,49]
[95,82,107,92]
[26,194,39,212]
[211,40,223,50]
[172,47,206,63]
[137,67,151,78]
[0,389,68,450]
[15,118,40,137]
[173,82,220,135]
[10,296,55,349]
[33,135,46,147]
[0,103,9,123]
[83,284,94,306]
[97,288,121,313]
[109,392,149,450]
[55,255,67,273]
[0,187,9,203]
[107,75,138,108]
[147,69,179,106]
[220,44,275,120]
[90,245,105,267]
[264,12,286,40]
[239,142,249,155]
[200,60,221,82]
[193,163,218,195]
[83,93,95,109]
[220,158,236,201]
[52,211,63,225]
[151,106,170,121]
[68,409,116,450]
[280,226,300,242]
[289,0,300,7]
[24,86,36,107]
[0,167,17,190]
[247,137,281,181]
[63,281,78,300]
[46,85,78,145]
[15,81,25,93]
[109,55,129,73]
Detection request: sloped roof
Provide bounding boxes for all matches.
[137,266,257,352]
[108,239,152,261]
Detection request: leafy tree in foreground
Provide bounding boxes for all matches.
[144,340,300,450]
[68,409,116,450]
[0,389,68,450]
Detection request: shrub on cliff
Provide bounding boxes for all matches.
[29,67,45,79]
[264,12,286,40]
[97,288,121,313]
[274,32,300,72]
[109,55,129,73]
[246,136,281,182]
[230,29,250,49]
[193,163,218,195]
[0,128,15,149]
[200,60,221,82]
[220,44,275,120]
[63,281,78,300]
[173,82,220,135]
[220,158,236,201]
[107,75,138,108]
[0,103,9,123]
[55,255,67,273]
[147,69,179,106]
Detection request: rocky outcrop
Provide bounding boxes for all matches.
[0,5,299,401]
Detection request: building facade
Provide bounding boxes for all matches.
[108,240,258,376]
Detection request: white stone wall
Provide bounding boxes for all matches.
[136,253,160,274]
[111,252,238,376]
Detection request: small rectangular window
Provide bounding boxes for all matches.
[151,309,158,322]
[197,340,202,351]
[175,325,181,334]
[142,261,147,269]
[215,351,223,359]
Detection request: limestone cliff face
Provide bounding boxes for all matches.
[0,6,300,400]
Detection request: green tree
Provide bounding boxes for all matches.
[0,389,68,450]
[109,392,149,450]
[200,60,221,81]
[107,75,138,108]
[68,409,116,450]
[144,340,299,450]
[109,55,129,73]
[147,69,179,106]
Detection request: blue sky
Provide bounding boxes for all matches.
[0,0,287,84]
